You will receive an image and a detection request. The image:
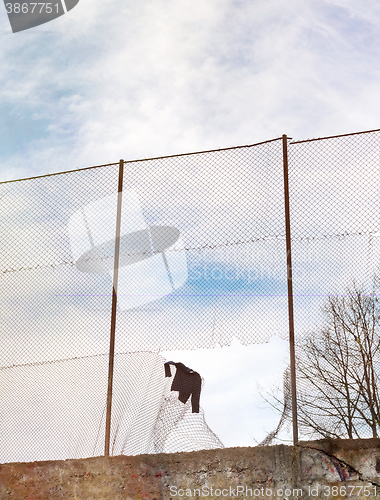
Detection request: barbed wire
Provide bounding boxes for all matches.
[0,349,161,371]
[2,228,379,275]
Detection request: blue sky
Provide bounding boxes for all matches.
[1,0,380,180]
[1,0,380,459]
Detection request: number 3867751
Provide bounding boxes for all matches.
[5,3,60,14]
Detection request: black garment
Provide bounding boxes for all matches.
[164,361,201,413]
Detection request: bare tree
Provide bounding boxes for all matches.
[262,277,380,441]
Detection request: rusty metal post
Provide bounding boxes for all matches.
[105,159,124,456]
[282,135,299,445]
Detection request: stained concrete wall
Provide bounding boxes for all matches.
[1,439,380,500]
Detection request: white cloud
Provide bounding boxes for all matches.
[1,0,380,180]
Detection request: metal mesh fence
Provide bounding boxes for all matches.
[0,138,288,463]
[0,352,223,463]
[288,129,380,441]
[2,129,380,462]
[114,140,288,352]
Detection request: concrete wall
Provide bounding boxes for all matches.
[1,439,380,500]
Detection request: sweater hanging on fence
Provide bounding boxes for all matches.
[164,361,201,413]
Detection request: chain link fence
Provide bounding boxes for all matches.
[1,129,380,463]
[0,138,289,463]
[288,129,380,442]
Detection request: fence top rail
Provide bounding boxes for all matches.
[289,127,380,145]
[0,136,284,186]
[2,127,380,185]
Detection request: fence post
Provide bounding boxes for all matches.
[282,135,299,445]
[105,159,124,456]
